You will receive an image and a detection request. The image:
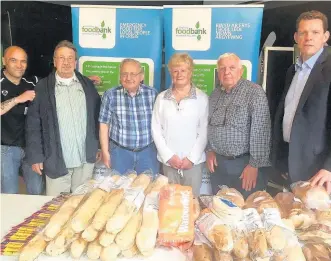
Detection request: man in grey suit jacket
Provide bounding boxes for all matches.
[272,10,331,193]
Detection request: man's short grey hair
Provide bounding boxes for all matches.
[217,53,242,67]
[119,58,144,73]
[53,40,78,59]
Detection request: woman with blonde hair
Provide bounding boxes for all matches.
[152,53,208,197]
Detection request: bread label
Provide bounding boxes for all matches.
[219,198,238,208]
[116,176,135,190]
[242,208,263,233]
[144,192,159,211]
[196,212,224,239]
[99,176,117,192]
[72,180,100,195]
[262,208,288,231]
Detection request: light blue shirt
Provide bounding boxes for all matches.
[283,47,324,142]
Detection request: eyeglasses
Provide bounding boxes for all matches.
[120,72,142,78]
[55,56,75,63]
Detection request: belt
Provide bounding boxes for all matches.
[220,152,249,160]
[111,140,151,152]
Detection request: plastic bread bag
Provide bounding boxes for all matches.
[216,185,245,208]
[244,191,279,214]
[242,208,271,260]
[261,208,294,256]
[291,181,331,210]
[302,243,331,261]
[136,175,168,256]
[106,172,151,234]
[296,224,331,246]
[157,184,194,250]
[315,208,331,227]
[195,208,234,252]
[232,218,249,259]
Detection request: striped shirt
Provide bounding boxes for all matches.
[207,79,271,168]
[55,73,87,168]
[99,84,158,149]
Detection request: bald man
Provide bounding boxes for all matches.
[1,46,44,194]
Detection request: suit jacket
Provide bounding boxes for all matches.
[272,48,331,183]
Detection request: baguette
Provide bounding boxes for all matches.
[70,237,88,259]
[116,208,143,250]
[121,244,140,258]
[92,189,124,231]
[82,224,99,242]
[71,188,108,233]
[99,230,116,247]
[100,243,121,261]
[43,195,84,241]
[106,174,150,234]
[86,239,102,260]
[19,233,47,261]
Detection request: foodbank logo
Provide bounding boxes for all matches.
[175,22,207,41]
[81,21,111,39]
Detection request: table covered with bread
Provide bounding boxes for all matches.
[1,171,330,261]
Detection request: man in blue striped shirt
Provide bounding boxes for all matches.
[99,59,159,174]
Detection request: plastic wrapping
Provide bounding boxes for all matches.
[136,175,169,256]
[106,172,150,234]
[157,184,195,250]
[291,181,331,210]
[303,243,331,261]
[196,208,234,252]
[242,208,270,260]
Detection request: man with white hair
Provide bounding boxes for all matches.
[206,53,271,198]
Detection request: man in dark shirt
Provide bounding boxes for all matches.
[1,46,44,194]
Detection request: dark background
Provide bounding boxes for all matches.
[1,1,331,78]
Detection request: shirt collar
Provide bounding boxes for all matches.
[220,78,244,94]
[295,47,324,71]
[122,84,142,96]
[55,72,79,86]
[164,84,197,100]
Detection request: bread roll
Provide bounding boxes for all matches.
[274,192,296,218]
[303,243,331,261]
[216,186,245,208]
[248,229,268,258]
[232,232,249,258]
[209,225,233,252]
[100,243,120,261]
[245,191,278,214]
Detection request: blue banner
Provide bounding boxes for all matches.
[163,5,264,95]
[71,6,163,93]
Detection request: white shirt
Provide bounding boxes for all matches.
[152,86,209,165]
[283,47,324,142]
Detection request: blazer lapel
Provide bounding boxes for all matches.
[296,49,328,112]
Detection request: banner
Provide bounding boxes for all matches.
[163,5,264,95]
[71,5,163,93]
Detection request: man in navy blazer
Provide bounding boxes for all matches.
[272,10,331,193]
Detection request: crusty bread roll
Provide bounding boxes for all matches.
[292,181,331,210]
[209,225,233,252]
[244,191,278,214]
[248,229,268,259]
[232,231,248,258]
[274,192,296,218]
[289,208,316,229]
[316,209,331,226]
[216,186,245,208]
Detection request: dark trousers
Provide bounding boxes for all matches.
[210,154,269,199]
